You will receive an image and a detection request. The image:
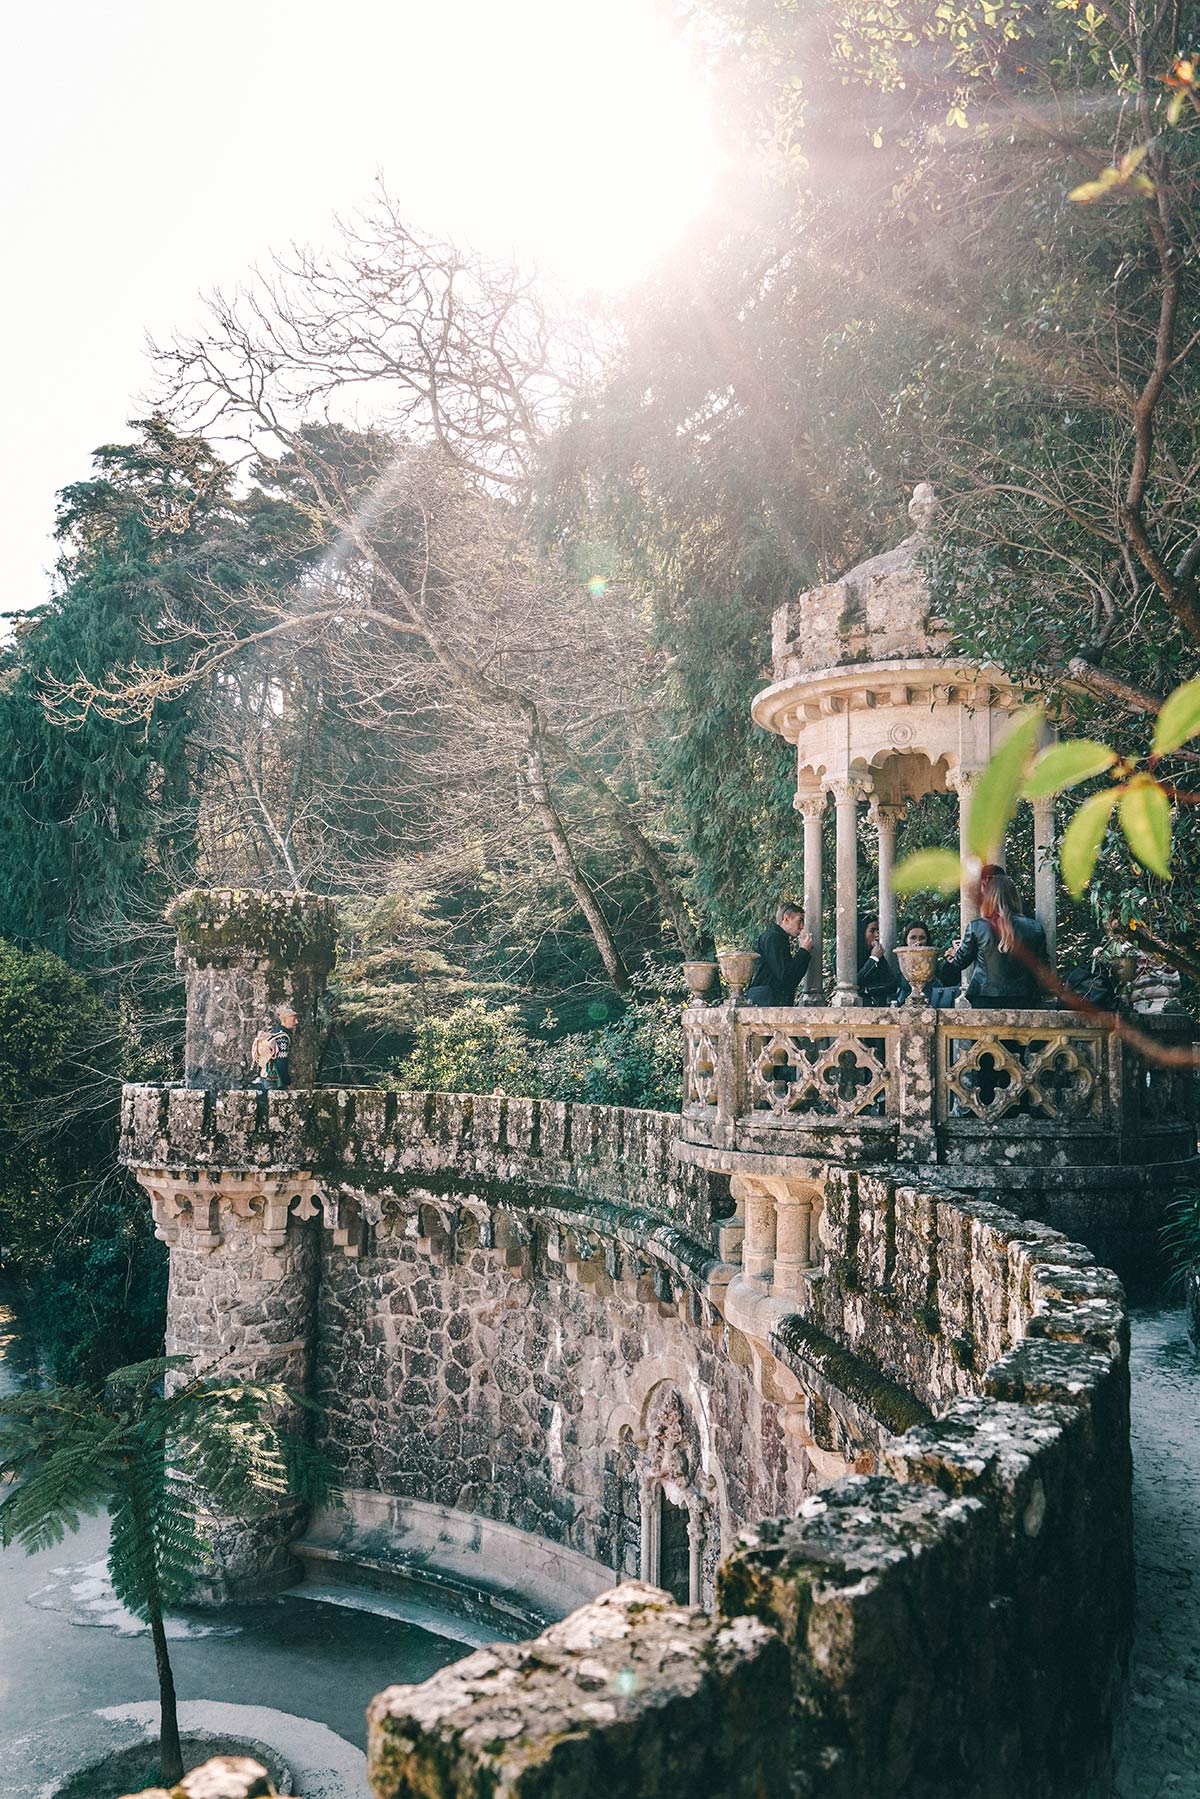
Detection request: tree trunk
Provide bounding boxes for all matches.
[523,737,631,993]
[126,1465,185,1786]
[149,1592,184,1784]
[539,726,700,956]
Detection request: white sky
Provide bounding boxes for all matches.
[2,0,716,612]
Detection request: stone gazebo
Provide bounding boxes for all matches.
[752,484,1054,1002]
[681,487,1196,1283]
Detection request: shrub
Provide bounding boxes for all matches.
[538,963,684,1112]
[390,998,543,1095]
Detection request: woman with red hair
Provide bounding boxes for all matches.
[944,866,1050,1007]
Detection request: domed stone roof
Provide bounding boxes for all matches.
[770,484,951,680]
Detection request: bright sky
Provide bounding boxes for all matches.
[3,0,716,613]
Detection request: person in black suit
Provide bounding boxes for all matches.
[746,902,813,1006]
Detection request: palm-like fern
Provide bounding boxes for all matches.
[0,1356,331,1785]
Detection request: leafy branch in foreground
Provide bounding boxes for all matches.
[0,1356,331,1787]
[894,675,1200,910]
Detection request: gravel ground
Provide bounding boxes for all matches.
[1114,1308,1200,1799]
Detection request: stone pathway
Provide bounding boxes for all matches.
[1115,1308,1200,1797]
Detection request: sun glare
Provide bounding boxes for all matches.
[410,0,719,294]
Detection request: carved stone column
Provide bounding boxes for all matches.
[739,1179,777,1283]
[1032,795,1057,967]
[868,801,904,955]
[168,888,338,1090]
[795,792,827,1000]
[952,770,980,943]
[829,780,863,1006]
[772,1182,820,1299]
[639,1479,657,1585]
[951,770,980,1005]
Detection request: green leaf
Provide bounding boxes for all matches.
[892,848,963,894]
[967,709,1045,860]
[1023,739,1117,799]
[1152,676,1200,756]
[1119,776,1172,878]
[1061,788,1118,897]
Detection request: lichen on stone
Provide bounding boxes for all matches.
[168,889,338,971]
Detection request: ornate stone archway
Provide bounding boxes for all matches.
[636,1385,714,1605]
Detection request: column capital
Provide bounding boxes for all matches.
[793,791,828,820]
[867,800,906,830]
[827,777,866,806]
[1030,792,1056,825]
[949,767,981,796]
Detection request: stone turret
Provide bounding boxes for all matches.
[168,889,337,1089]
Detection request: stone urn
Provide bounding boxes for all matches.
[894,944,939,1007]
[1110,952,1138,1007]
[682,960,719,1003]
[717,950,759,1006]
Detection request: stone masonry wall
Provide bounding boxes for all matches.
[122,1084,1133,1795]
[164,1205,321,1601]
[314,1206,825,1602]
[367,1179,1131,1799]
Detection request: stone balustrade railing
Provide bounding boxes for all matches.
[683,1002,1196,1169]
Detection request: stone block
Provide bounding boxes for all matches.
[367,1582,790,1799]
[718,1476,998,1799]
[120,1755,281,1797]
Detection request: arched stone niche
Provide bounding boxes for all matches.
[635,1384,716,1605]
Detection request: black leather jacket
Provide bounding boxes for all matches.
[946,914,1048,1004]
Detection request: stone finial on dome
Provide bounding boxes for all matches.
[768,483,949,680]
[908,483,938,532]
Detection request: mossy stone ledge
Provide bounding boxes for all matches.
[167,889,338,974]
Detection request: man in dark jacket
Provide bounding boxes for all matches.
[746,903,813,1006]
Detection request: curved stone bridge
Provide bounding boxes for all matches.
[122,1080,1132,1798]
[116,890,1164,1798]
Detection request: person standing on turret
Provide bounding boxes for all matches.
[745,902,813,1006]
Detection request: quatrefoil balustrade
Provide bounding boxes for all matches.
[945,1033,1101,1123]
[749,1031,891,1119]
[684,1024,721,1109]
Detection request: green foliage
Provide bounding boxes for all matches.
[1024,741,1118,799]
[894,676,1200,915]
[0,1356,330,1778]
[892,848,964,897]
[0,936,118,1264]
[1152,676,1200,756]
[0,937,166,1381]
[539,964,685,1111]
[390,999,544,1096]
[0,420,232,973]
[1061,790,1118,897]
[967,711,1044,861]
[18,1203,167,1385]
[1161,1189,1200,1288]
[386,966,687,1112]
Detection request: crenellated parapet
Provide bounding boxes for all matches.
[121,1083,727,1258]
